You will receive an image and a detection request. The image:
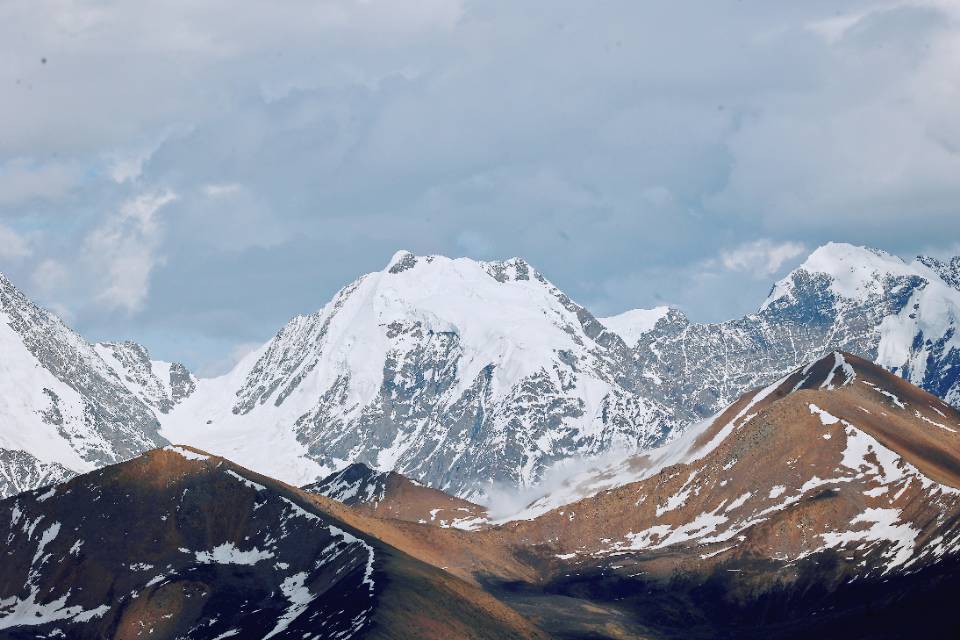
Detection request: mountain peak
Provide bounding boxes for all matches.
[386,249,418,273]
[600,306,671,347]
[801,241,906,276]
[760,242,919,310]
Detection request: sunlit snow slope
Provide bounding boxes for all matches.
[161,252,678,497]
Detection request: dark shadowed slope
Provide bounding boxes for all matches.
[0,446,545,640]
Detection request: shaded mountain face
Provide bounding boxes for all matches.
[304,463,488,528]
[0,446,546,640]
[623,243,960,421]
[0,275,195,498]
[161,252,679,497]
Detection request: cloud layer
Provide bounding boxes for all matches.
[0,0,958,372]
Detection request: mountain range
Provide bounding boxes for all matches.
[1,242,959,500]
[2,351,958,638]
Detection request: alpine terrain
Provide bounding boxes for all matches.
[1,242,959,501]
[159,251,680,497]
[0,274,195,499]
[614,242,960,422]
[2,352,958,638]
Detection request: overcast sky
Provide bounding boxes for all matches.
[1,1,959,375]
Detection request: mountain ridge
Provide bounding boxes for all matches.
[1,241,959,499]
[3,351,960,638]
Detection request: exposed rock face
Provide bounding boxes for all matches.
[918,255,960,291]
[624,243,960,421]
[0,274,178,497]
[163,252,679,497]
[0,449,74,499]
[95,341,197,414]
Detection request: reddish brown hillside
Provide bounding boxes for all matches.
[303,462,488,528]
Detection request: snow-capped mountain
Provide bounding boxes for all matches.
[0,274,194,497]
[597,306,669,348]
[162,251,679,497]
[3,241,959,504]
[614,242,960,421]
[5,357,958,639]
[918,255,960,292]
[477,352,960,637]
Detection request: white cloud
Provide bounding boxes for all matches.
[0,224,31,261]
[30,259,69,292]
[1,0,958,371]
[196,340,262,377]
[720,240,806,276]
[85,190,177,313]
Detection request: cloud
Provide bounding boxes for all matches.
[30,258,68,292]
[1,0,959,371]
[0,224,31,261]
[720,240,806,276]
[85,190,176,313]
[0,159,82,206]
[196,340,262,378]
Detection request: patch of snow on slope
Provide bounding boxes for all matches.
[0,321,94,473]
[224,469,266,492]
[164,445,209,461]
[809,403,840,425]
[819,508,918,573]
[192,542,274,565]
[876,283,960,380]
[261,572,314,640]
[0,589,109,630]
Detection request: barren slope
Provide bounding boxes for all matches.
[0,447,544,640]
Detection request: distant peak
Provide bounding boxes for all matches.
[387,250,418,274]
[802,242,902,270]
[761,242,919,310]
[600,306,672,346]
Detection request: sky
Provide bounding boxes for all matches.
[1,1,959,375]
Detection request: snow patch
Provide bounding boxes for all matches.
[224,469,266,492]
[193,542,274,565]
[164,446,209,461]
